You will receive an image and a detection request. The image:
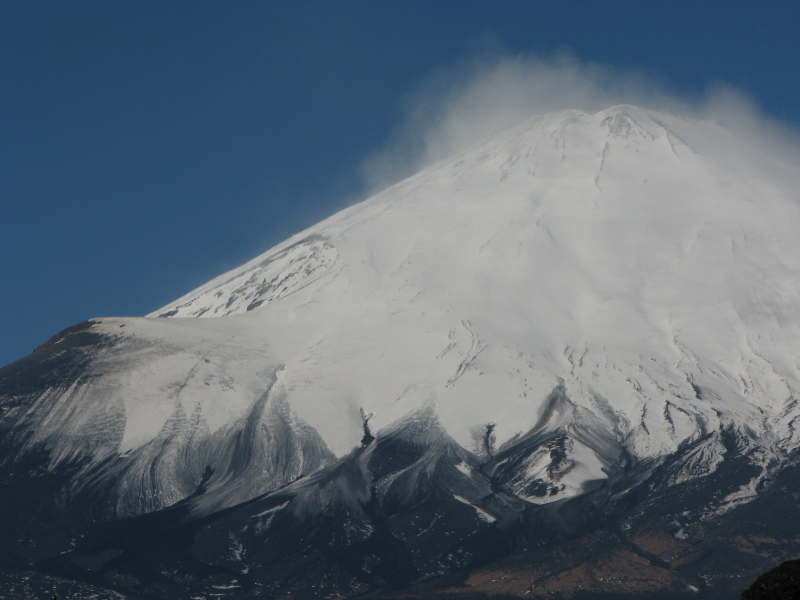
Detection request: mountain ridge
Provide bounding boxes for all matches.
[2,104,800,598]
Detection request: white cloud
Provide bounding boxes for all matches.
[360,51,799,194]
[699,84,800,165]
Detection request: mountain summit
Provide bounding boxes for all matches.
[2,106,800,599]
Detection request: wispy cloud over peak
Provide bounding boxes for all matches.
[361,51,799,194]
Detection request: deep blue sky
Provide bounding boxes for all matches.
[2,1,800,367]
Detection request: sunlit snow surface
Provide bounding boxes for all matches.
[5,105,800,518]
[153,105,800,454]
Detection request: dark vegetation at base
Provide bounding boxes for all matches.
[741,559,800,600]
[3,333,800,599]
[6,429,800,599]
[0,565,136,600]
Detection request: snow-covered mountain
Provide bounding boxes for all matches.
[2,105,800,599]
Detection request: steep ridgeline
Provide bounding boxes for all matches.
[2,105,800,599]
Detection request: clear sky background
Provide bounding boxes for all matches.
[2,1,800,367]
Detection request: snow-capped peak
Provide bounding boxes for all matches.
[146,105,800,462]
[5,105,800,520]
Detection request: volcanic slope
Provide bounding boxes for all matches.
[2,105,800,599]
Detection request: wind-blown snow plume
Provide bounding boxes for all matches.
[361,52,800,193]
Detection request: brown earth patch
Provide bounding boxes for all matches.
[630,531,706,567]
[445,545,694,598]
